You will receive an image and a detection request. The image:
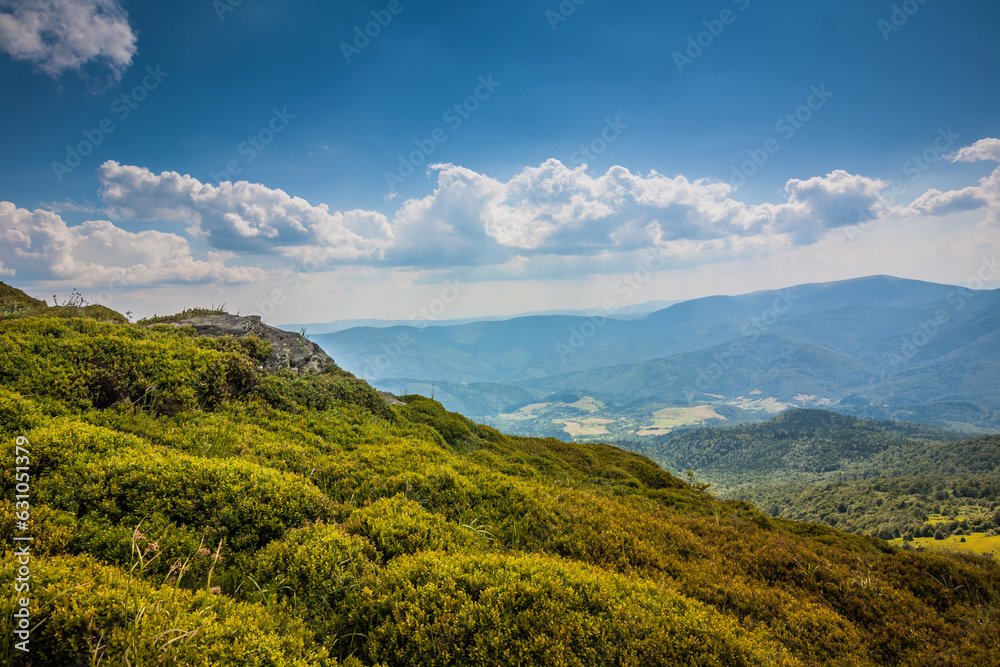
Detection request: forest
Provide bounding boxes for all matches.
[629,409,1000,543]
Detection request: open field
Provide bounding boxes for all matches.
[561,418,614,437]
[637,406,726,436]
[890,532,1000,556]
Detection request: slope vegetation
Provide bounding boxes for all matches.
[1,285,999,665]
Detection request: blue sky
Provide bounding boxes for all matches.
[1,0,999,323]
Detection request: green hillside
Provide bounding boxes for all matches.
[2,286,1000,665]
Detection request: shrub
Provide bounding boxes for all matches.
[355,551,795,667]
[0,554,337,666]
[345,495,471,560]
[39,445,338,555]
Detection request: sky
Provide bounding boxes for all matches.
[1,0,999,324]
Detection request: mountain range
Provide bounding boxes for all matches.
[314,275,1000,432]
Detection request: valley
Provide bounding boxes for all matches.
[313,275,1000,437]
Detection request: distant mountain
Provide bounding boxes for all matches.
[280,299,679,335]
[316,276,1000,430]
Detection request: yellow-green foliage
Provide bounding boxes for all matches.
[2,306,1000,666]
[0,281,126,323]
[0,554,338,666]
[345,495,472,560]
[35,434,338,554]
[0,317,259,412]
[0,281,46,316]
[355,552,797,667]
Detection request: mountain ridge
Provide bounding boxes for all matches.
[314,275,1000,430]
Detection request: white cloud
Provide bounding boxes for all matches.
[387,162,887,263]
[901,138,1000,223]
[770,170,889,243]
[97,161,394,260]
[950,138,1000,163]
[907,187,987,217]
[0,0,137,81]
[0,201,263,286]
[56,146,998,284]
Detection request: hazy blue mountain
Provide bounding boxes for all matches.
[314,276,1000,430]
[281,299,680,335]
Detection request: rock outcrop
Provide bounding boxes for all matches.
[162,314,335,376]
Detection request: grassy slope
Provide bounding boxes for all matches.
[0,288,998,665]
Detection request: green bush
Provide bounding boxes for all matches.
[355,551,795,667]
[0,554,338,666]
[39,445,338,555]
[1,291,1000,666]
[345,495,471,560]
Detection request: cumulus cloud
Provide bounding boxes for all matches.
[0,0,137,81]
[950,138,1000,163]
[0,201,263,286]
[907,187,987,217]
[58,146,995,283]
[901,138,1000,223]
[94,159,910,272]
[769,170,889,243]
[97,161,394,260]
[386,162,887,264]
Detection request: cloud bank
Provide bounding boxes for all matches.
[2,139,997,288]
[95,159,893,270]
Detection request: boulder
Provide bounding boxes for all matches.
[163,314,335,376]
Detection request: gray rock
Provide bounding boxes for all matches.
[380,391,405,406]
[160,314,336,376]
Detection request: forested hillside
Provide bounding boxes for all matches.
[2,282,1000,666]
[633,409,1000,544]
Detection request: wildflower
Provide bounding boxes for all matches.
[197,548,211,557]
[147,541,160,552]
[210,586,221,595]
